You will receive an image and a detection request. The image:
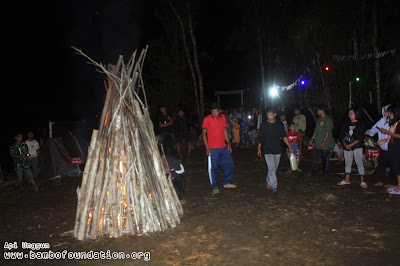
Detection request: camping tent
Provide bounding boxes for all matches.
[39,136,86,179]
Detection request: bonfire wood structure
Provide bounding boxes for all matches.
[73,47,183,241]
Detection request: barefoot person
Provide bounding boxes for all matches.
[378,105,400,195]
[338,107,367,188]
[365,104,393,187]
[10,133,39,192]
[257,107,293,194]
[202,102,236,194]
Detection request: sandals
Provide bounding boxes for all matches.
[360,182,368,189]
[212,188,220,195]
[212,184,237,195]
[388,187,400,195]
[338,180,351,186]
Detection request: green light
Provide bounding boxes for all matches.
[355,77,360,82]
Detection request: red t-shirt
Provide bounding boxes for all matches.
[287,132,300,145]
[202,114,227,148]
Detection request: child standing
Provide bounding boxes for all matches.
[287,123,302,172]
[232,118,241,147]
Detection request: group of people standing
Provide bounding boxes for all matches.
[10,132,40,192]
[201,102,400,195]
[158,106,198,160]
[223,106,261,147]
[202,103,309,194]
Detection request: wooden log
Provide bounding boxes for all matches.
[74,47,182,240]
[74,130,98,238]
[76,135,102,240]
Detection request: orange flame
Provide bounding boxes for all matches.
[119,161,123,174]
[117,213,121,229]
[87,212,92,225]
[104,112,109,126]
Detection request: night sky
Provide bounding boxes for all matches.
[2,0,399,170]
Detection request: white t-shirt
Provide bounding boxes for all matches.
[25,139,40,158]
[333,143,343,157]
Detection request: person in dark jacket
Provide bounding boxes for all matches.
[162,154,186,204]
[338,107,367,188]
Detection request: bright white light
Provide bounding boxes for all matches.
[269,87,278,97]
[248,115,251,119]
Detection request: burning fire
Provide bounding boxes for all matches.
[119,161,124,174]
[87,212,92,226]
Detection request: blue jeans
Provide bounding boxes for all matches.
[264,154,281,189]
[28,157,39,178]
[210,147,234,189]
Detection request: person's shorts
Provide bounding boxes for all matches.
[16,168,33,181]
[289,144,301,158]
[176,132,192,144]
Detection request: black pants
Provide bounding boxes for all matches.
[372,150,395,184]
[162,132,175,154]
[171,174,186,200]
[388,144,400,185]
[311,148,330,176]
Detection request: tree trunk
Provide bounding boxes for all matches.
[187,3,205,120]
[168,1,201,123]
[353,30,359,61]
[257,29,265,111]
[372,0,382,113]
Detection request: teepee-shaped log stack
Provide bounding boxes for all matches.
[73,47,183,241]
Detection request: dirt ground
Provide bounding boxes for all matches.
[1,146,399,265]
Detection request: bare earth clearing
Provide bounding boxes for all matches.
[1,146,399,265]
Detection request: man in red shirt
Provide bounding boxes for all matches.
[202,102,236,194]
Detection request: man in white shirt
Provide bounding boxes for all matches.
[25,131,40,179]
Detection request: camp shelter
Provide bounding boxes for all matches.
[39,135,86,179]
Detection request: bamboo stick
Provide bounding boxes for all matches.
[74,130,98,238]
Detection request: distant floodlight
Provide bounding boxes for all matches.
[269,87,279,98]
[300,80,306,85]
